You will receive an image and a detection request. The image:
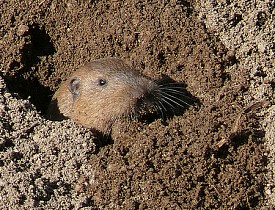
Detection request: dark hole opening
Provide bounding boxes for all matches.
[4,23,56,114]
[5,76,53,114]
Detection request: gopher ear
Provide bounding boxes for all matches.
[68,77,81,98]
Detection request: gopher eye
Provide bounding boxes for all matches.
[98,79,107,86]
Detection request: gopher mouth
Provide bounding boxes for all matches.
[135,91,158,116]
[133,80,196,121]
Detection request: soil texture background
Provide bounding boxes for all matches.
[0,0,274,209]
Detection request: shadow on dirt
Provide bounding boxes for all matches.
[4,24,55,113]
[139,75,200,125]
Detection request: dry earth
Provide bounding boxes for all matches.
[0,0,274,209]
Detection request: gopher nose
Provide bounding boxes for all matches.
[129,85,147,100]
[131,88,144,101]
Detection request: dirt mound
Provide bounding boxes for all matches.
[0,0,274,209]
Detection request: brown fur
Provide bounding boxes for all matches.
[47,57,157,134]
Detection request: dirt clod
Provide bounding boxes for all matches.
[0,0,274,209]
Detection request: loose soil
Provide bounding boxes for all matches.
[0,0,274,209]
